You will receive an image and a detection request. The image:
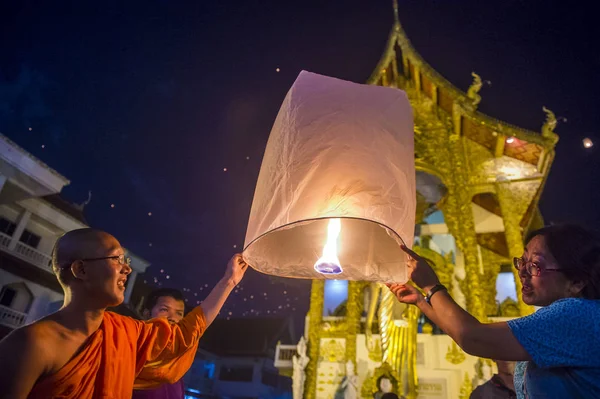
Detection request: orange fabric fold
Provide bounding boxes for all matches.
[28,307,206,399]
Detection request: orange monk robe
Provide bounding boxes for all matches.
[28,306,206,399]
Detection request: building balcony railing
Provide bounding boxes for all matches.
[0,304,27,328]
[0,231,52,272]
[274,344,297,369]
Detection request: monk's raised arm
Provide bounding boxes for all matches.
[133,254,248,388]
[0,326,50,399]
[133,305,207,387]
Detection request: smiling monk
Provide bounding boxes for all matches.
[0,228,248,399]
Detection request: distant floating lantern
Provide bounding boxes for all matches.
[243,71,415,283]
[583,138,593,149]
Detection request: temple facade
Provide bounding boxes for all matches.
[274,2,559,398]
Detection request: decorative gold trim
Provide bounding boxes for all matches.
[445,342,466,365]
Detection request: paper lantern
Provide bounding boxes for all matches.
[244,71,415,283]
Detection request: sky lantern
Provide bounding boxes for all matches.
[243,71,415,283]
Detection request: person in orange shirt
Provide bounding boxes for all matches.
[0,228,248,399]
[132,288,188,399]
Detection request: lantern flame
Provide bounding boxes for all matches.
[314,218,343,274]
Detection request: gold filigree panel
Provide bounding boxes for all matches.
[472,193,502,216]
[504,139,543,165]
[480,246,510,266]
[385,65,395,86]
[319,338,346,362]
[462,117,496,151]
[437,87,454,114]
[446,342,466,365]
[478,156,540,183]
[477,232,509,257]
[498,180,541,220]
[521,203,544,230]
[421,73,434,99]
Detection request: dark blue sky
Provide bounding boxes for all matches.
[1,0,598,322]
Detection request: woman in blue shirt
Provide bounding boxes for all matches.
[389,224,600,398]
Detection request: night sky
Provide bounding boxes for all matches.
[1,1,599,325]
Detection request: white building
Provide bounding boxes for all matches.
[0,134,149,338]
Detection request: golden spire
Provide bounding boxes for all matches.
[392,0,399,24]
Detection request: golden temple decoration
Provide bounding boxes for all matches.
[304,280,324,399]
[479,247,509,316]
[319,339,346,363]
[422,322,433,335]
[466,72,490,108]
[381,292,420,398]
[497,181,540,316]
[298,4,560,398]
[459,372,473,399]
[541,106,566,139]
[445,342,466,365]
[361,362,401,399]
[345,281,363,363]
[368,338,383,362]
[499,297,520,317]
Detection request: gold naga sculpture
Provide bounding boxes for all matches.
[466,72,491,107]
[541,106,567,139]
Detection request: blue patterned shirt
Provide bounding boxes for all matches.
[507,298,600,398]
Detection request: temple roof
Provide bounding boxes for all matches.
[369,2,559,165]
[368,2,561,233]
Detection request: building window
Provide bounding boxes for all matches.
[19,230,41,249]
[0,217,16,236]
[496,269,518,303]
[323,279,348,317]
[219,366,254,382]
[0,287,17,307]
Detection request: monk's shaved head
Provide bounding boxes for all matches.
[52,228,120,287]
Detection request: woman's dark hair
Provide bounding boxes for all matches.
[381,393,400,399]
[526,224,600,299]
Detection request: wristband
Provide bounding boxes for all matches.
[425,284,447,304]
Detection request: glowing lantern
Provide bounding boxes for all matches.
[243,71,415,283]
[583,138,593,149]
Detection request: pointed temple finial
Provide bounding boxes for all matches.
[392,0,399,24]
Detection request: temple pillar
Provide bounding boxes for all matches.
[441,124,485,320]
[304,279,324,399]
[496,182,538,316]
[345,281,362,364]
[443,189,485,320]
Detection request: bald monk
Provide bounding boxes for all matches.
[0,228,248,399]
